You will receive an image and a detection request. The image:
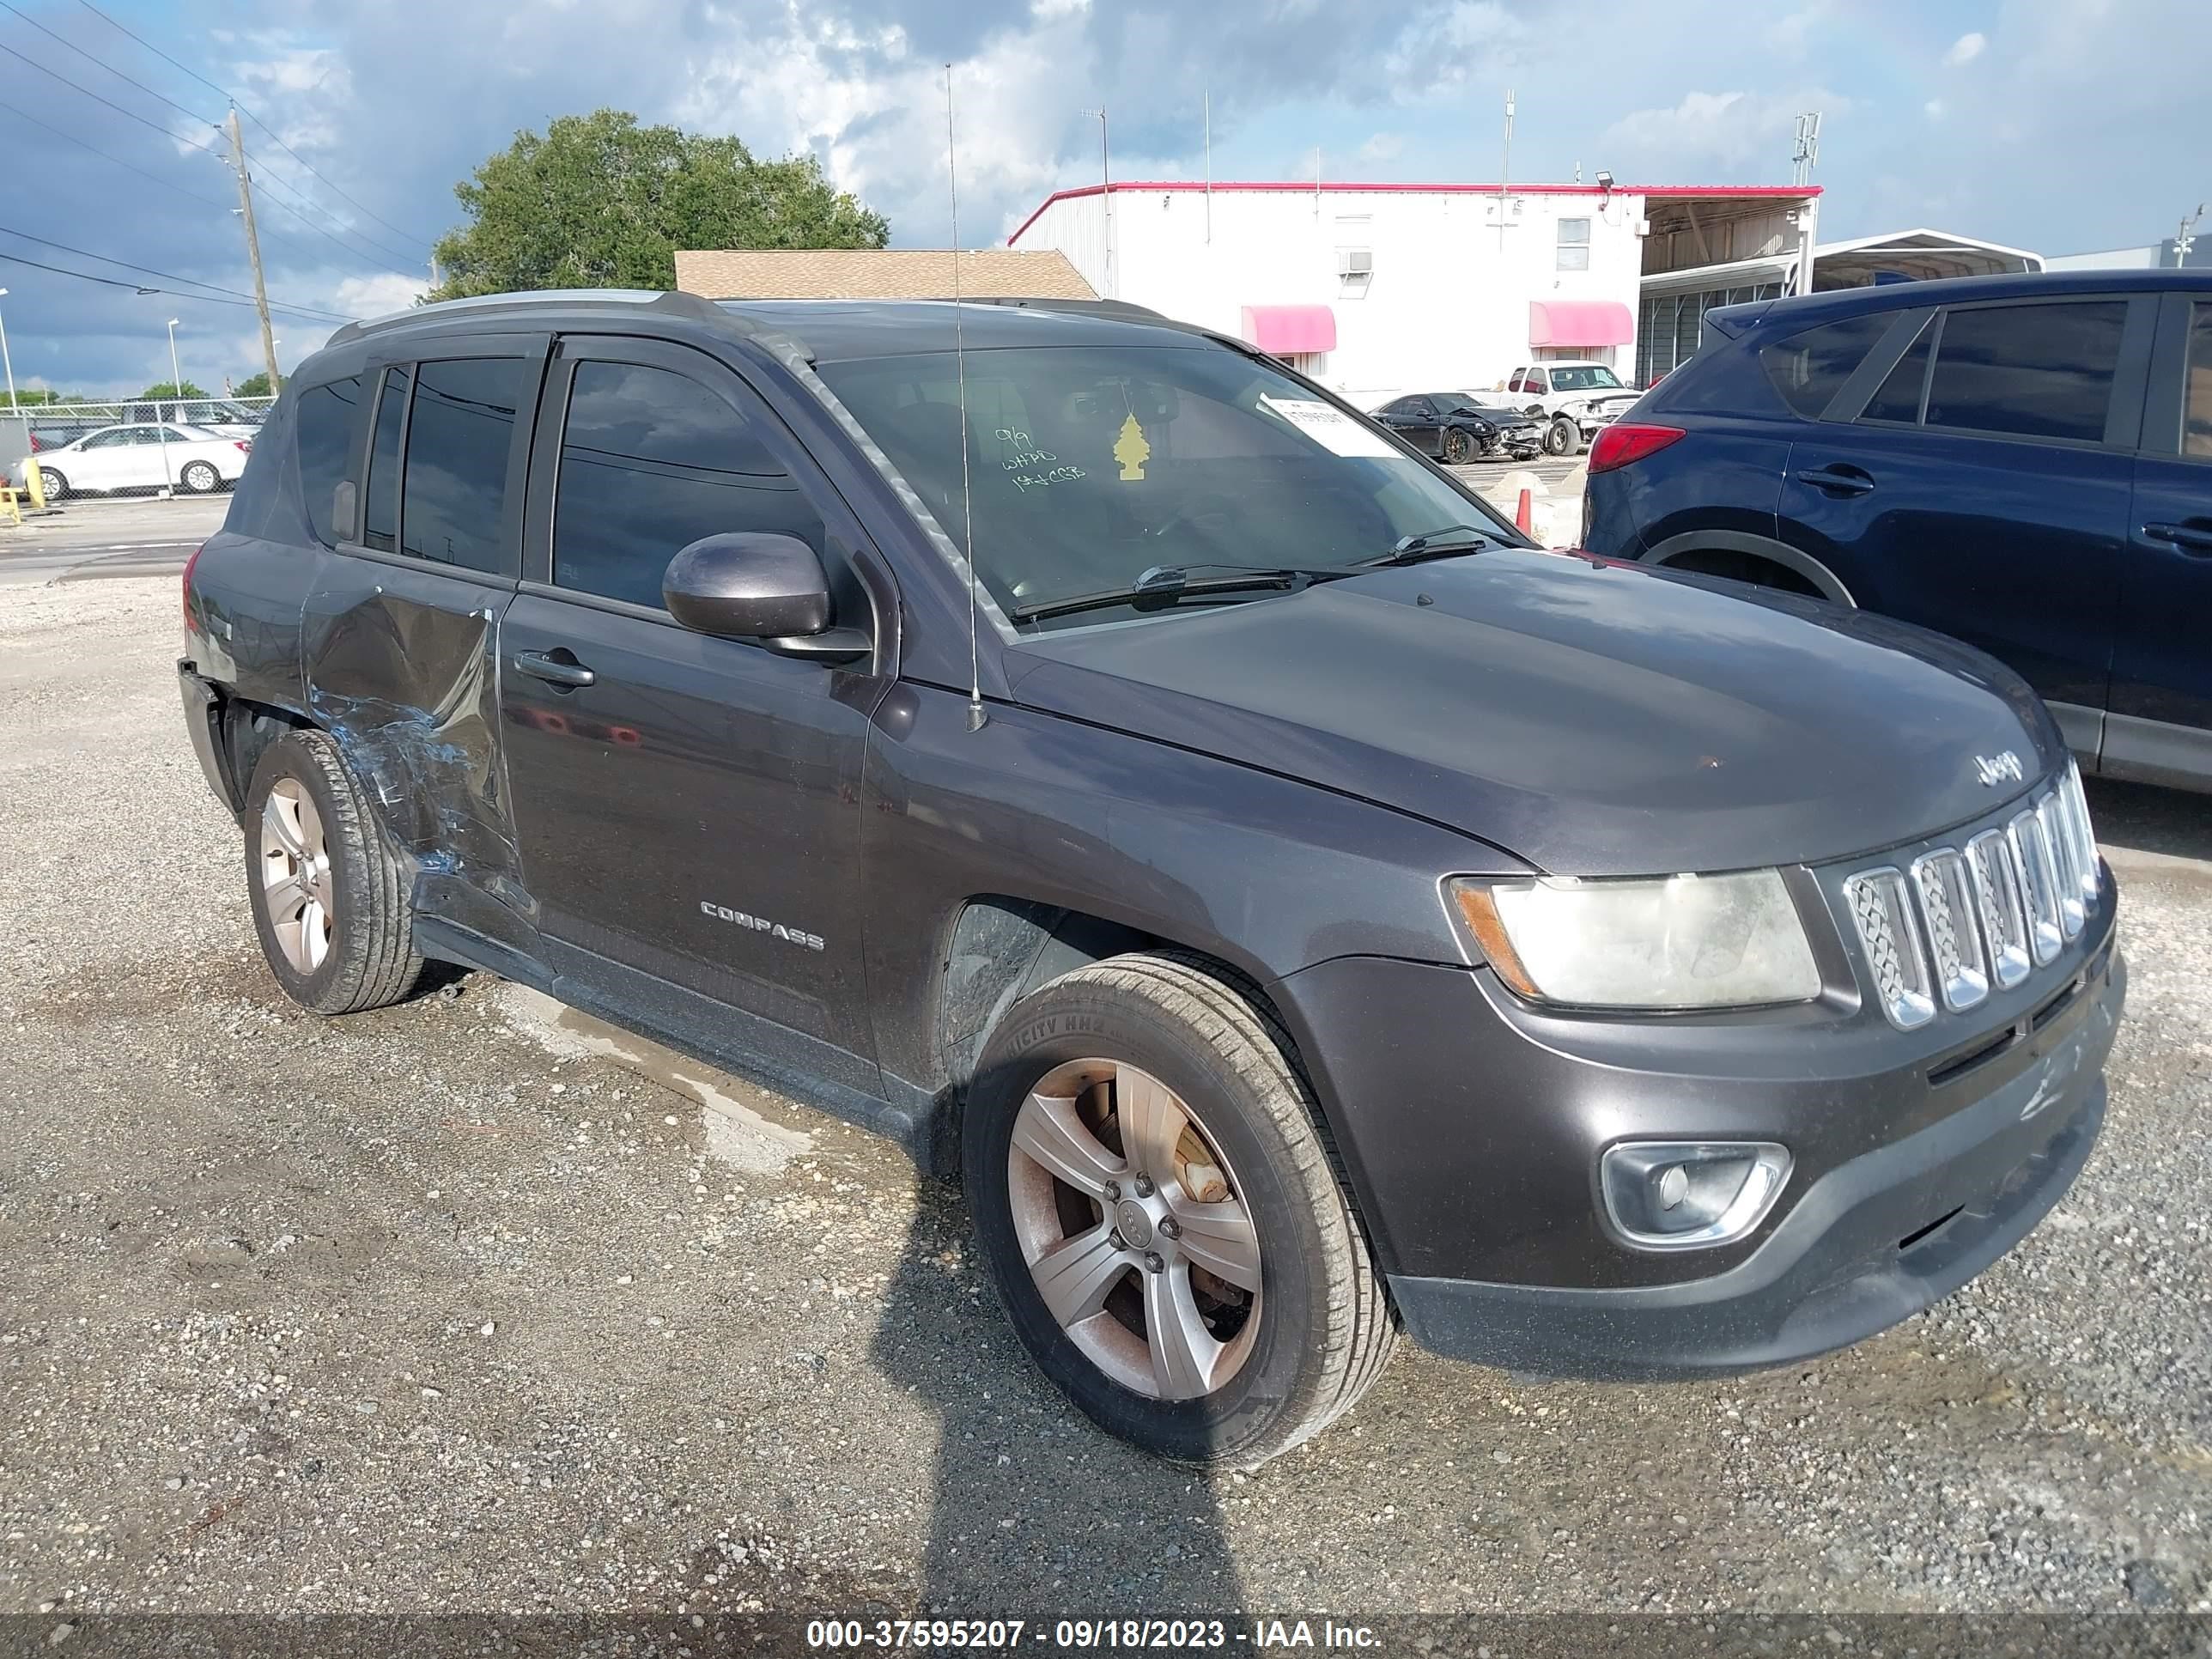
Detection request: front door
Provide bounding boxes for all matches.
[1776,293,2153,743]
[2112,292,2212,785]
[495,336,888,1090]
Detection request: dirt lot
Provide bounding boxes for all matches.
[3,578,2209,1625]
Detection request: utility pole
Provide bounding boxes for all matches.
[2177,204,2204,268]
[1498,88,1515,252]
[1791,112,1824,296]
[225,106,282,394]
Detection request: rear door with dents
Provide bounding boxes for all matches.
[301,334,549,955]
[495,334,889,1091]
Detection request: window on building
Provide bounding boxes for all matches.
[295,375,363,547]
[1758,311,1898,418]
[552,360,822,611]
[1556,218,1591,272]
[399,357,528,573]
[362,366,409,552]
[1922,301,2127,443]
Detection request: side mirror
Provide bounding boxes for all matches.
[662,533,869,665]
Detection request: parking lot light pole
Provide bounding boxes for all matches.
[166,319,183,415]
[0,288,17,414]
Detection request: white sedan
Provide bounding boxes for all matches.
[16,423,252,500]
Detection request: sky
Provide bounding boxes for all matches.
[0,0,2205,396]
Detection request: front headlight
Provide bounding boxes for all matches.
[1449,870,1822,1011]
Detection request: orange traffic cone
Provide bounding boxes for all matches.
[1515,489,1534,534]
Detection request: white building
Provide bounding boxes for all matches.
[1007,179,1820,406]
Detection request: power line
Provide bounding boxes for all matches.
[0,0,204,128]
[0,93,397,276]
[68,0,439,249]
[0,223,357,322]
[0,248,360,325]
[0,33,422,273]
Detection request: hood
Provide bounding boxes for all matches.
[1005,550,2064,877]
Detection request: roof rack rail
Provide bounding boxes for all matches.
[950,295,1170,322]
[324,288,726,346]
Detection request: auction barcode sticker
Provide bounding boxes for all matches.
[1257,395,1397,459]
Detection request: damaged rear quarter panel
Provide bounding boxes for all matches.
[301,556,531,945]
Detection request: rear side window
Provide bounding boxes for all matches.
[295,376,362,547]
[1758,311,1896,417]
[2188,303,2212,459]
[362,367,408,552]
[399,357,528,573]
[1859,318,1935,425]
[551,360,823,610]
[1923,301,2126,443]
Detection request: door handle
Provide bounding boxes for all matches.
[513,650,596,689]
[2143,521,2212,556]
[1796,465,1876,497]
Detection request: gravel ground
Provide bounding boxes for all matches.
[2,577,2208,1623]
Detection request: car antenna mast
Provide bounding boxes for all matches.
[946,63,987,732]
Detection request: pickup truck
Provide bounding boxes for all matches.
[1502,361,1645,454]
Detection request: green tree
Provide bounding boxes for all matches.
[234,371,272,398]
[141,380,206,399]
[428,109,889,301]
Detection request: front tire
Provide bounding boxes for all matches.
[1544,416,1578,456]
[39,467,67,500]
[180,460,220,494]
[963,952,1395,1468]
[1441,427,1473,465]
[242,728,425,1015]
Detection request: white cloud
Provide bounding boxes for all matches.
[1358,132,1405,163]
[1924,98,1946,119]
[331,273,426,318]
[1601,88,1847,173]
[1945,31,1986,65]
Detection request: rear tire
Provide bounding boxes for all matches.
[1662,548,1828,600]
[963,951,1395,1468]
[242,728,425,1015]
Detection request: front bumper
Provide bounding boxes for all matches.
[1270,885,2124,1382]
[1392,953,2118,1379]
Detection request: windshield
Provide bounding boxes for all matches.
[816,343,1516,625]
[1547,366,1626,392]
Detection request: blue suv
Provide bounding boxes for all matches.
[1584,270,2212,793]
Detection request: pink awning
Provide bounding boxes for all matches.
[1528,299,1635,348]
[1240,305,1337,355]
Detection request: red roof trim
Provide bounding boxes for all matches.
[1006,180,1819,246]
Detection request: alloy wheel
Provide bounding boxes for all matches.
[1006,1059,1263,1400]
[260,778,334,974]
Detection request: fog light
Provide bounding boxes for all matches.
[1600,1141,1791,1251]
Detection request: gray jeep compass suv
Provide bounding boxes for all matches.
[179,289,2124,1468]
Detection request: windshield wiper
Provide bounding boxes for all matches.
[1358,524,1498,568]
[1010,562,1353,623]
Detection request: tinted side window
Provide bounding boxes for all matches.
[1859,317,1934,425]
[400,357,528,573]
[2184,302,2212,459]
[1758,311,1896,417]
[296,375,363,548]
[363,366,409,552]
[1923,301,2126,443]
[551,361,822,610]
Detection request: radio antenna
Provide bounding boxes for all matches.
[946,63,986,732]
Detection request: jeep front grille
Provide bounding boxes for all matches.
[1844,764,2101,1030]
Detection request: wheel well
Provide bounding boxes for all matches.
[1657,547,1826,599]
[931,897,1294,1170]
[210,694,313,814]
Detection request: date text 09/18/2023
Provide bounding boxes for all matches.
[804,1618,1382,1650]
